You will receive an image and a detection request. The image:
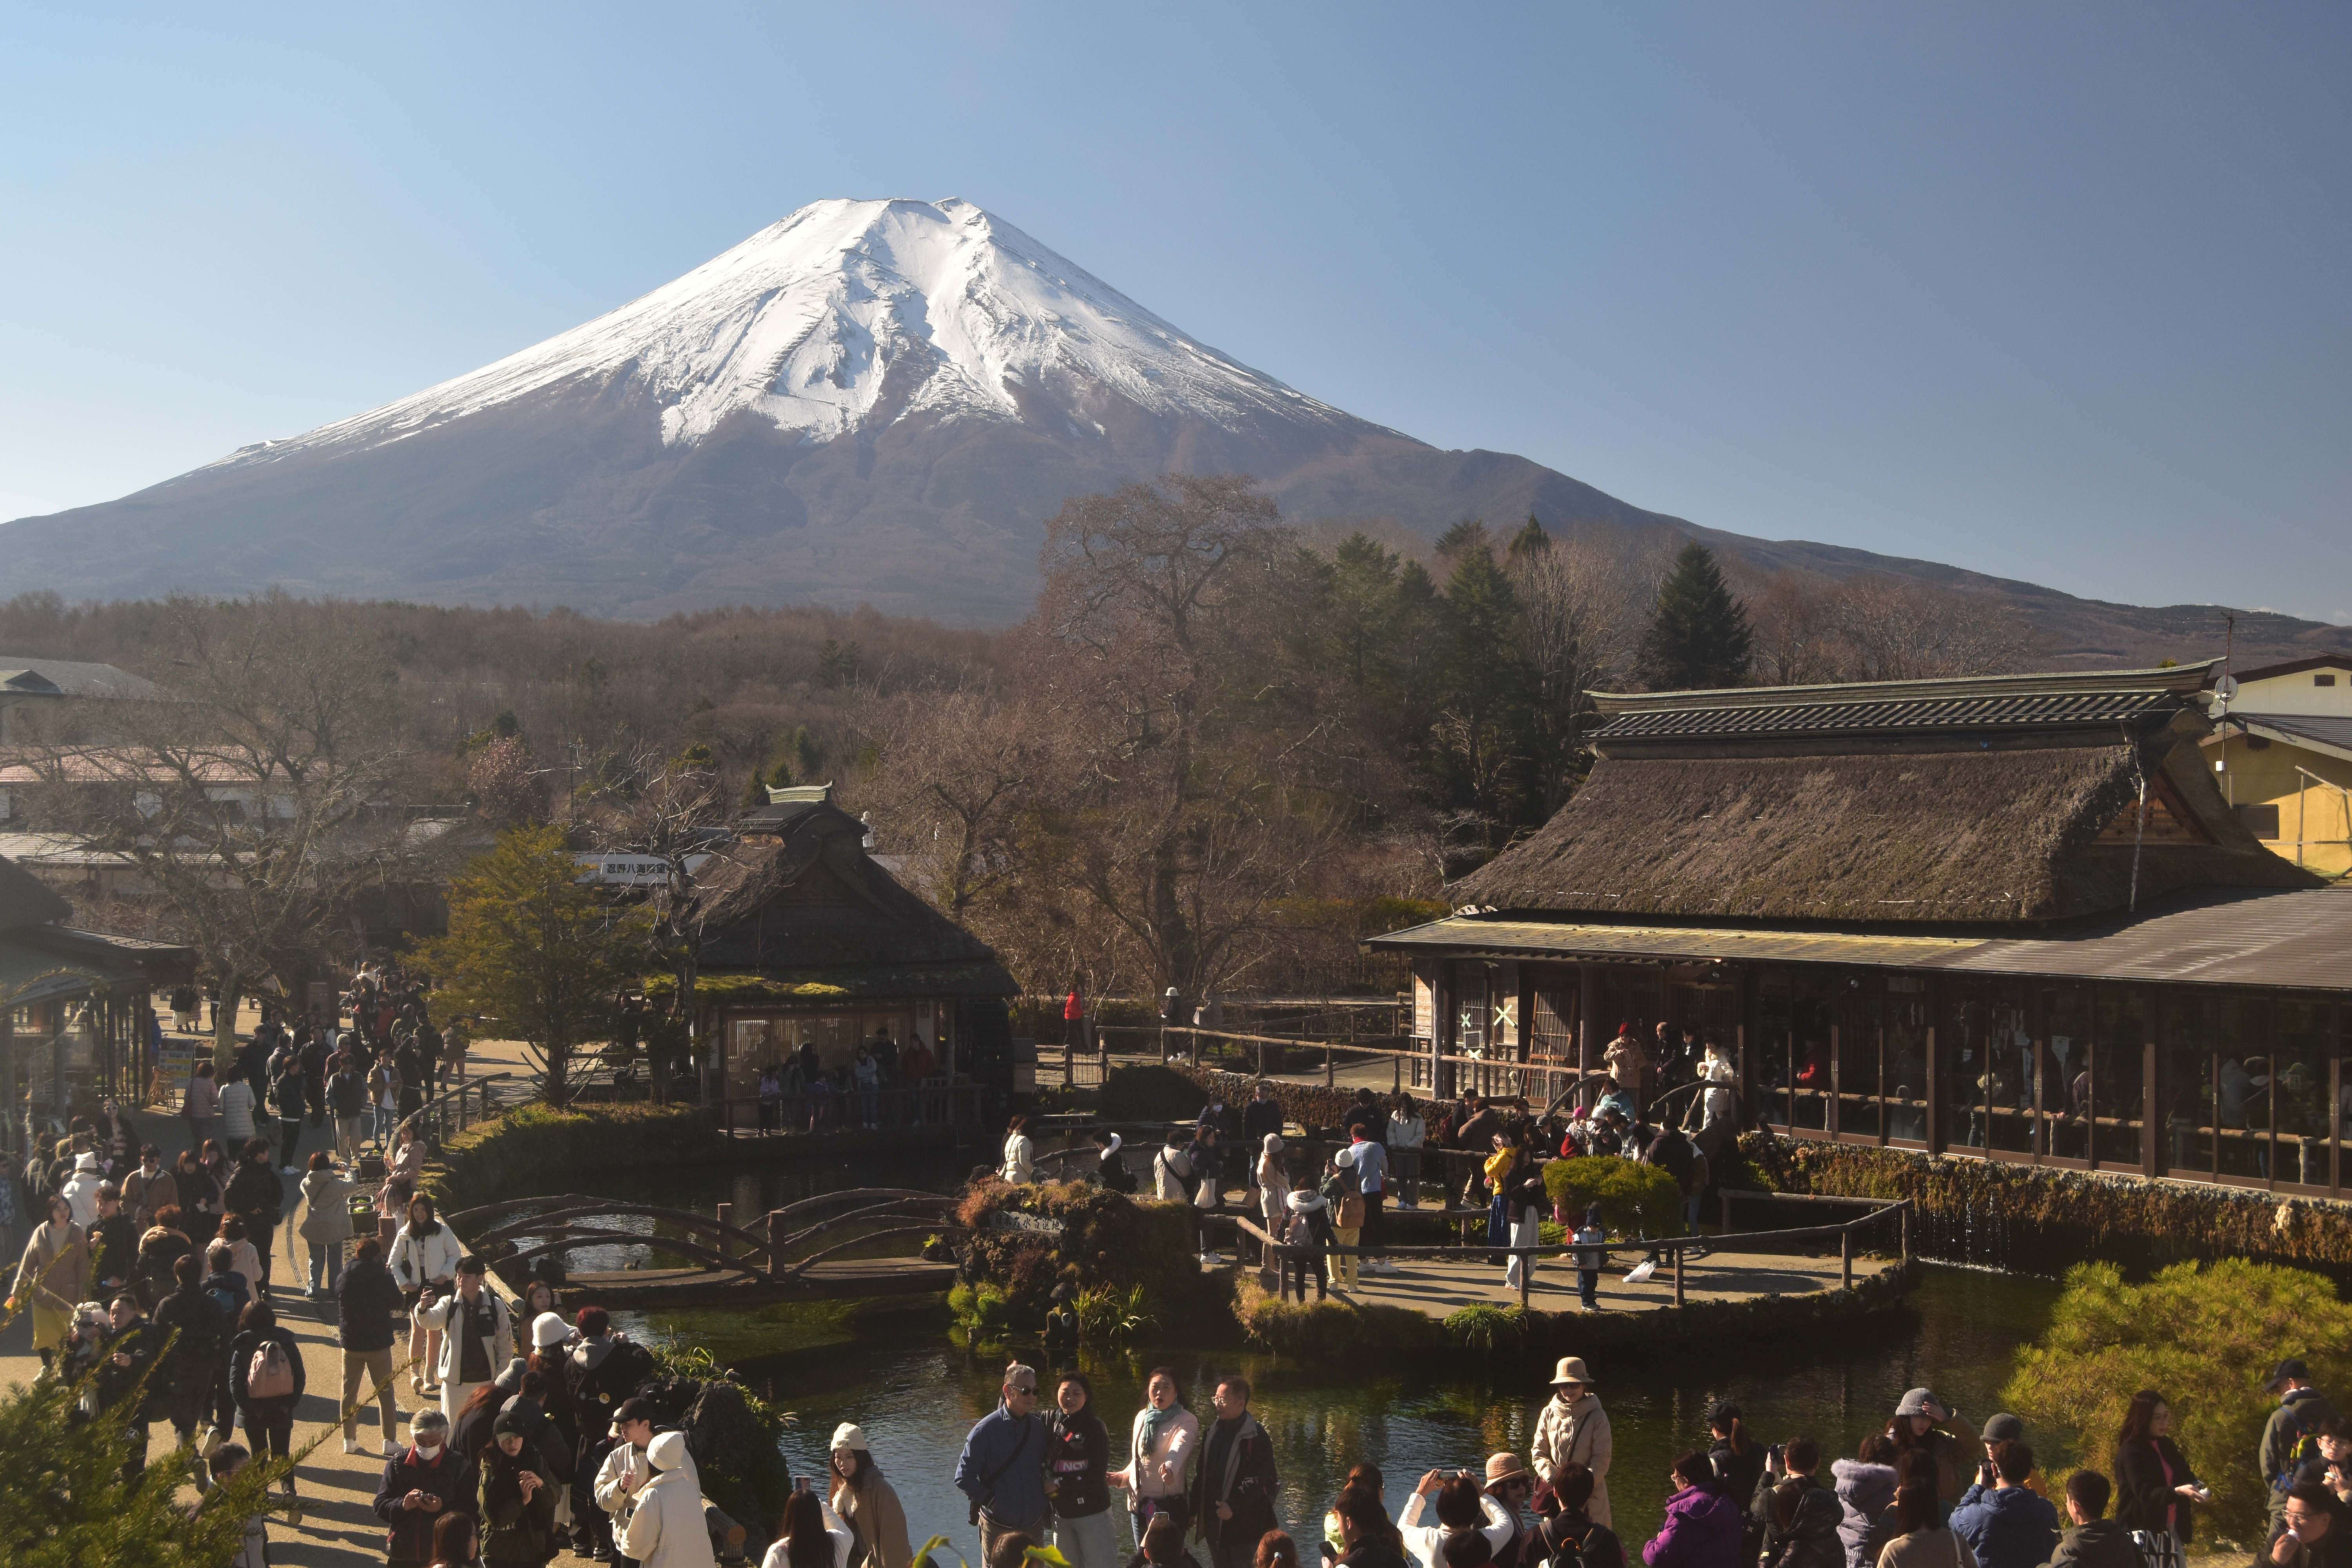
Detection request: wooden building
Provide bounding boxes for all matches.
[681,788,1018,1103]
[1370,661,2352,1195]
[2204,653,2352,876]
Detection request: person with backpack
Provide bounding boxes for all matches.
[2265,1363,2336,1543]
[1282,1188,1334,1302]
[1756,1440,1843,1568]
[422,1255,517,1420]
[1571,1207,1608,1313]
[229,1298,306,1523]
[1533,1466,1624,1568]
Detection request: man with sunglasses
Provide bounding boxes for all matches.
[958,1361,1049,1566]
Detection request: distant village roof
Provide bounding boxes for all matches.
[0,657,158,700]
[1449,661,2314,926]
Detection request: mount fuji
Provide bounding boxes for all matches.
[4,198,2348,662]
[0,198,1672,624]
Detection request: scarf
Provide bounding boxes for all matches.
[1141,1400,1182,1456]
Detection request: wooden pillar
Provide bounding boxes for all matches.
[715,1203,732,1259]
[2142,1033,2160,1181]
[1900,1203,1913,1268]
[1840,1226,1853,1291]
[1673,1247,1685,1307]
[1924,980,1943,1154]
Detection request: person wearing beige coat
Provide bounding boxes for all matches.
[11,1196,91,1359]
[829,1423,913,1568]
[1532,1357,1615,1527]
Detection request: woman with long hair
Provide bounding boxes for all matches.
[8,1194,89,1367]
[1256,1136,1290,1251]
[760,1483,857,1568]
[1003,1114,1035,1185]
[1256,1532,1301,1568]
[1708,1399,1768,1558]
[2113,1390,2207,1553]
[830,1421,912,1568]
[430,1508,483,1568]
[393,1194,463,1395]
[229,1299,305,1522]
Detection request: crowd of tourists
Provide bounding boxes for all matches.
[1058,1045,1735,1294]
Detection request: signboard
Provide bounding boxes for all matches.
[149,1039,200,1107]
[577,853,713,887]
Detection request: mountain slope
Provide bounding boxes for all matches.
[2,198,2345,663]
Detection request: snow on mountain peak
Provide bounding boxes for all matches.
[219,198,1349,468]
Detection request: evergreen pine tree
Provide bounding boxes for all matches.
[1638,541,1754,690]
[1507,515,1550,559]
[740,764,768,807]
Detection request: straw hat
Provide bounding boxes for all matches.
[1485,1453,1531,1486]
[1549,1356,1595,1387]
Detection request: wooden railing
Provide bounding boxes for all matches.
[704,1083,984,1136]
[1225,1192,1912,1312]
[412,1071,518,1146]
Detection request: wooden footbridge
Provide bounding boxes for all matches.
[447,1189,966,1307]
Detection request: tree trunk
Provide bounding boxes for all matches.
[212,975,245,1074]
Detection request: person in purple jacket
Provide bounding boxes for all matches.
[1644,1451,1746,1568]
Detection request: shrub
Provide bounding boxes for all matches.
[1445,1303,1528,1353]
[1543,1156,1684,1238]
[2003,1258,2352,1545]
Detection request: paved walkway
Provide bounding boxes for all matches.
[3,1000,443,1565]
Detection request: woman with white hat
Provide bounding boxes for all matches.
[1532,1357,1614,1526]
[828,1421,912,1568]
[1328,1147,1365,1291]
[620,1429,717,1568]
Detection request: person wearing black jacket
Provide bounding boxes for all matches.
[1755,1440,1844,1568]
[1533,1466,1623,1568]
[269,1055,306,1175]
[339,1235,407,1457]
[377,1407,479,1567]
[153,1253,227,1449]
[1704,1401,1769,1562]
[94,1293,164,1479]
[1192,1376,1279,1568]
[1333,1488,1410,1568]
[1050,1371,1118,1568]
[2112,1390,2206,1552]
[89,1183,139,1298]
[222,1139,284,1294]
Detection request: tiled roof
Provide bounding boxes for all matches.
[1590,688,2182,741]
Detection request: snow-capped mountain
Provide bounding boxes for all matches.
[0,198,1735,624]
[216,199,1362,470]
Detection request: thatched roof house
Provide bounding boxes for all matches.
[1450,661,2312,924]
[1368,663,2350,1198]
[679,788,1016,1102]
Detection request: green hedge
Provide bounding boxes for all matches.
[1543,1156,1686,1238]
[2004,1259,2352,1546]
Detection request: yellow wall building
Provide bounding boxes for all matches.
[2200,653,2352,877]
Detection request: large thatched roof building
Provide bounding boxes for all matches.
[679,787,1016,1107]
[1371,662,2350,1196]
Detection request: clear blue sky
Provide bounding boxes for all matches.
[2,4,2344,620]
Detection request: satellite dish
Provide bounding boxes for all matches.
[2215,674,2241,699]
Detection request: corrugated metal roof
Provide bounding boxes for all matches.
[1591,688,2179,741]
[1369,885,2352,992]
[2238,713,2352,764]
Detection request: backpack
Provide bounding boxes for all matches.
[1542,1515,1614,1568]
[205,1277,245,1326]
[247,1338,296,1399]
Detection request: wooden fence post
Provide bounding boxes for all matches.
[715,1203,732,1260]
[1840,1227,1853,1291]
[1519,1250,1532,1312]
[768,1212,785,1279]
[1324,1040,1334,1089]
[1900,1203,1913,1268]
[1673,1247,1685,1308]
